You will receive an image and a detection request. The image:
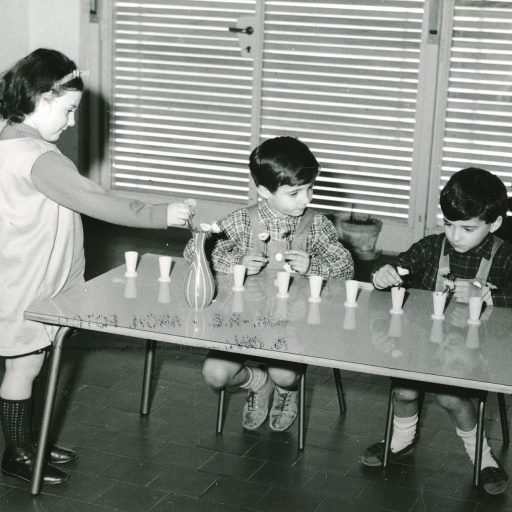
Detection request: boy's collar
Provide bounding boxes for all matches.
[259,199,298,221]
[444,233,494,259]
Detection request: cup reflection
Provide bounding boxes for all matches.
[124,277,137,299]
[231,291,244,313]
[429,318,444,344]
[307,301,321,325]
[343,306,357,330]
[157,282,170,304]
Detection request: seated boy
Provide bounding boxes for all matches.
[184,136,353,432]
[362,167,512,495]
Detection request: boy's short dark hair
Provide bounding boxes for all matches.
[440,167,508,223]
[249,136,319,193]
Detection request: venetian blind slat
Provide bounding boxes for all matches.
[111,0,256,201]
[437,2,512,209]
[260,0,424,219]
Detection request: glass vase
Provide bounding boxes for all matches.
[183,231,215,309]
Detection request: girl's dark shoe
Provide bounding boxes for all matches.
[32,444,78,465]
[1,447,69,485]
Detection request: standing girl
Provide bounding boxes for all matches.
[0,48,191,485]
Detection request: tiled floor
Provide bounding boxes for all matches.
[1,217,511,511]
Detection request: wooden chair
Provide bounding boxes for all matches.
[216,368,346,451]
[382,382,509,486]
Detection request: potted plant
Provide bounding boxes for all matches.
[329,205,383,261]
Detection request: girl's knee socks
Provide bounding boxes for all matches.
[0,398,32,449]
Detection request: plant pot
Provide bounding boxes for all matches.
[330,213,383,261]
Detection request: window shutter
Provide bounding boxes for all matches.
[433,0,512,224]
[111,1,257,202]
[258,0,425,219]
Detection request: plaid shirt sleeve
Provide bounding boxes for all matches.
[488,242,512,307]
[307,215,354,279]
[209,209,251,274]
[379,235,441,290]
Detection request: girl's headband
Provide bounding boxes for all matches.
[55,69,89,86]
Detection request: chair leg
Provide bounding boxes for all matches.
[498,393,510,446]
[382,384,394,467]
[140,339,156,415]
[333,369,346,415]
[298,372,306,451]
[474,393,487,487]
[216,388,226,435]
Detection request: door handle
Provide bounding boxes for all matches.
[228,26,254,35]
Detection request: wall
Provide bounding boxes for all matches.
[0,0,83,164]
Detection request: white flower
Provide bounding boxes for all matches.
[199,223,212,232]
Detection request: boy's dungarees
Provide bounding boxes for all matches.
[435,235,503,294]
[246,205,316,272]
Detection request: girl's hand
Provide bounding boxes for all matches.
[372,264,401,289]
[240,255,268,275]
[167,202,192,226]
[284,250,310,275]
[453,280,473,303]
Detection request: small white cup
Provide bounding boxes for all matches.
[157,282,170,303]
[431,291,447,320]
[344,279,359,307]
[390,287,405,314]
[308,275,323,302]
[467,296,483,325]
[158,256,172,282]
[124,251,138,277]
[232,264,246,291]
[276,271,290,298]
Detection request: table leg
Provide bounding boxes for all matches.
[31,326,72,496]
[298,372,306,451]
[140,339,156,415]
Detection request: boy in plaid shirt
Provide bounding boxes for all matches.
[184,136,353,432]
[362,168,512,495]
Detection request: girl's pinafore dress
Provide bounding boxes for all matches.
[0,135,85,356]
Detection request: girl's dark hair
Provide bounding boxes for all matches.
[440,167,508,223]
[0,48,84,123]
[249,136,319,193]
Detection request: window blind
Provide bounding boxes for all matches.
[111,0,256,202]
[259,0,425,219]
[435,0,512,222]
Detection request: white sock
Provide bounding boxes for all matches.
[240,366,268,392]
[390,414,418,453]
[456,426,498,469]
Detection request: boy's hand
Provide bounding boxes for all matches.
[372,264,402,289]
[240,255,268,275]
[167,202,192,226]
[453,280,474,303]
[284,250,310,275]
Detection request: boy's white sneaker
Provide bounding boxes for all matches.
[269,387,298,431]
[242,377,274,430]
